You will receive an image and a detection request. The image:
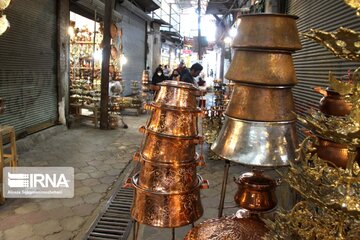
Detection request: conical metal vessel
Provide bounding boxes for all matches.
[211,14,301,166]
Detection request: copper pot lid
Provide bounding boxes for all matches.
[235,170,277,190]
[185,214,268,240]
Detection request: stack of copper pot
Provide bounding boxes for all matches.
[211,14,302,167]
[131,80,208,228]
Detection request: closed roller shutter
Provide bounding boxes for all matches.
[0,0,57,137]
[287,0,360,140]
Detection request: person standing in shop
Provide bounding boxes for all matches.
[151,65,166,85]
[180,63,203,85]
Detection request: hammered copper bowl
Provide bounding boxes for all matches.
[154,80,202,109]
[319,88,352,116]
[137,156,201,192]
[211,116,297,166]
[226,50,297,86]
[226,83,296,121]
[316,138,360,169]
[184,215,268,240]
[234,170,278,211]
[131,173,205,228]
[145,103,201,138]
[139,127,202,163]
[233,14,301,51]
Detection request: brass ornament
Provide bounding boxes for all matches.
[264,201,360,240]
[343,0,360,16]
[303,27,360,61]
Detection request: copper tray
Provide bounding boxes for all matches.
[184,215,268,240]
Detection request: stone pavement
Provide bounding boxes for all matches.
[0,114,147,240]
[0,106,294,240]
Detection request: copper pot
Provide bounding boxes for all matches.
[234,170,278,211]
[184,215,268,240]
[226,50,297,86]
[226,83,296,121]
[0,97,5,114]
[153,80,202,109]
[233,14,301,51]
[318,88,352,116]
[108,115,118,129]
[136,156,203,192]
[316,138,360,169]
[145,103,201,138]
[131,173,207,228]
[139,127,203,164]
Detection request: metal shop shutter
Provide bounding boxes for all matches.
[287,0,360,140]
[0,0,57,137]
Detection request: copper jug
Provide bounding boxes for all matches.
[316,138,360,169]
[318,87,352,116]
[234,170,279,211]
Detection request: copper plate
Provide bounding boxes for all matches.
[225,83,296,121]
[226,50,297,86]
[184,215,268,240]
[131,173,205,228]
[233,14,301,51]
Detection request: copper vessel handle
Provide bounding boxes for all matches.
[138,126,146,134]
[123,178,133,188]
[143,103,156,111]
[201,179,209,189]
[314,86,327,96]
[133,152,140,161]
[196,155,206,167]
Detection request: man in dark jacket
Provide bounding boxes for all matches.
[180,63,203,84]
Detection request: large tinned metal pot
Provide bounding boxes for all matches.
[226,50,297,86]
[211,116,297,166]
[131,173,207,228]
[316,138,360,169]
[234,170,278,211]
[225,83,296,121]
[232,14,301,51]
[153,80,202,109]
[318,88,352,116]
[136,156,202,192]
[139,127,202,164]
[145,103,201,138]
[184,215,268,240]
